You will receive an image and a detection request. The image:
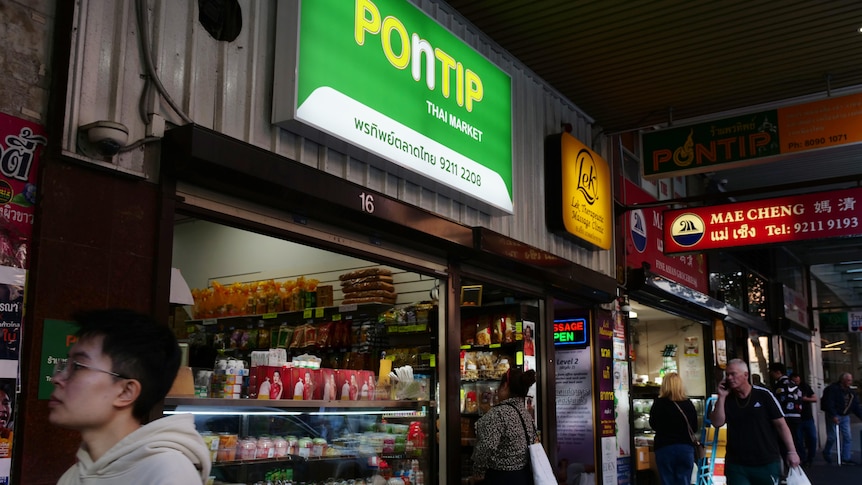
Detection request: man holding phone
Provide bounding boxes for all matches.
[710,359,799,485]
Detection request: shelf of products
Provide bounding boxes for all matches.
[164,398,433,484]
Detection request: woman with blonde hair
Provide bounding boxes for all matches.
[649,373,698,485]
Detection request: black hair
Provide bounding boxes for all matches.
[768,362,786,374]
[503,368,537,398]
[73,308,180,422]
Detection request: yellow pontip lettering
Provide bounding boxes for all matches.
[435,49,456,99]
[355,0,485,112]
[465,69,483,112]
[382,16,409,69]
[354,0,381,45]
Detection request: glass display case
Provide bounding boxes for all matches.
[164,398,434,485]
[631,392,706,447]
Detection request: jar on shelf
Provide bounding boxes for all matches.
[239,438,257,461]
[257,436,275,459]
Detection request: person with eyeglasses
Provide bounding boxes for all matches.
[49,308,211,484]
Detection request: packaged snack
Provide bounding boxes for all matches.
[494,356,511,380]
[317,322,333,347]
[339,267,393,281]
[501,314,515,343]
[491,316,504,344]
[475,316,491,345]
[289,324,305,349]
[478,382,497,415]
[475,352,495,379]
[463,382,479,414]
[461,317,477,345]
[463,352,478,380]
[303,324,317,348]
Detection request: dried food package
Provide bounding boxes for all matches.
[276,325,293,348]
[461,317,477,345]
[317,322,333,348]
[491,316,504,344]
[289,324,306,349]
[339,267,394,281]
[475,315,491,346]
[501,313,515,343]
[303,324,317,348]
[477,382,497,415]
[493,355,512,380]
[463,382,478,414]
[463,352,478,380]
[475,351,495,380]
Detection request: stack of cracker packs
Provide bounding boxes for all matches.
[339,267,397,305]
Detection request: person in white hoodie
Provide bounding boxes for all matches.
[49,308,211,484]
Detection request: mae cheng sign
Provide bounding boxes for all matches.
[273,0,514,212]
[642,90,862,178]
[663,187,862,254]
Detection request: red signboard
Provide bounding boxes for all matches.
[621,180,708,293]
[663,187,862,253]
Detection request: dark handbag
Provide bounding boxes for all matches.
[674,401,706,461]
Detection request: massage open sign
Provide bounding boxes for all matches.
[272,0,514,212]
[663,187,862,254]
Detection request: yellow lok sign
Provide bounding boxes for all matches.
[545,132,612,250]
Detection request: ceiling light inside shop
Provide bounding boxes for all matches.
[824,340,846,348]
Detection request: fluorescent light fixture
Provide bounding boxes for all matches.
[824,340,846,348]
[163,408,427,418]
[164,410,303,416]
[821,347,841,352]
[845,268,862,274]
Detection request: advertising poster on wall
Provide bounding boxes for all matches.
[0,112,44,485]
[555,348,594,468]
[0,112,45,270]
[0,267,24,378]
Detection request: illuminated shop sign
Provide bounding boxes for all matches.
[273,0,514,212]
[621,179,708,293]
[642,91,862,178]
[553,317,588,346]
[544,132,612,249]
[663,187,862,254]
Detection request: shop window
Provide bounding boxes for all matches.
[709,266,768,319]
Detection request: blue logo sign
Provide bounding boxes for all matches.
[670,213,705,247]
[630,209,647,253]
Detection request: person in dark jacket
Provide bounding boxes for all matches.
[649,372,698,485]
[768,362,802,458]
[821,372,862,465]
[790,373,817,467]
[471,368,537,485]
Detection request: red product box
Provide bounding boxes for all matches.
[252,365,288,400]
[357,370,376,401]
[289,368,320,400]
[337,370,360,401]
[320,368,337,401]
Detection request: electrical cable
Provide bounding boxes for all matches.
[135,0,193,125]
